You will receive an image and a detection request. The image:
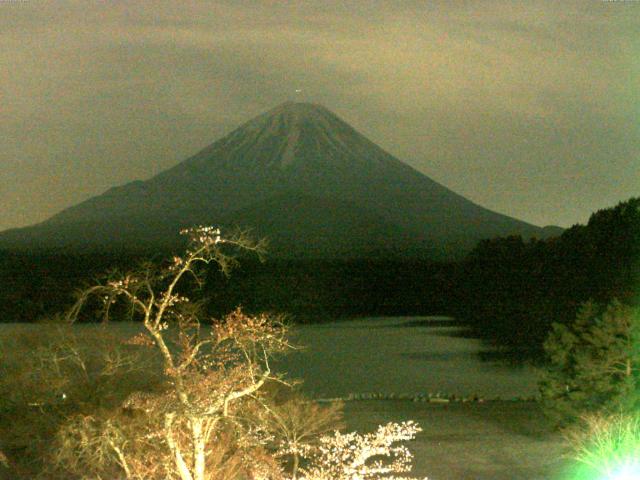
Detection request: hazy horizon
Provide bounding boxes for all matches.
[1,1,638,231]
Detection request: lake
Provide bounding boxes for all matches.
[274,316,569,479]
[274,316,540,399]
[1,316,567,479]
[1,316,540,400]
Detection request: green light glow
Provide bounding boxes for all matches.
[608,462,640,480]
[562,412,640,480]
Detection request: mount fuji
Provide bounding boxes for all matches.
[0,102,561,258]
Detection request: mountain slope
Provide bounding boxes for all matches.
[0,102,559,258]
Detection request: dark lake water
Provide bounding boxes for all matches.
[1,316,540,400]
[273,316,540,399]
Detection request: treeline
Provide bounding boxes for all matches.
[0,250,455,323]
[0,250,151,323]
[204,258,455,320]
[1,197,637,361]
[452,197,640,356]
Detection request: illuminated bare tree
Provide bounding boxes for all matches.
[63,226,292,480]
[257,392,344,479]
[52,226,427,480]
[297,421,425,480]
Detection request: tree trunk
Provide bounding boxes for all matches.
[291,452,299,480]
[192,417,206,480]
[165,413,194,480]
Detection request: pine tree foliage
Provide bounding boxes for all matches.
[539,300,640,425]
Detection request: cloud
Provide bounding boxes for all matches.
[0,0,638,230]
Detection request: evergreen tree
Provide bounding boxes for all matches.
[539,300,640,426]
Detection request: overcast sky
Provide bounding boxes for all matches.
[1,0,638,231]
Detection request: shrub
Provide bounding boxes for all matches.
[0,322,160,478]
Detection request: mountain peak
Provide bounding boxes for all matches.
[256,101,338,132]
[213,101,364,169]
[272,101,329,113]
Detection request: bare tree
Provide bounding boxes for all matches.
[257,391,345,479]
[49,226,427,480]
[297,421,425,480]
[63,227,292,480]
